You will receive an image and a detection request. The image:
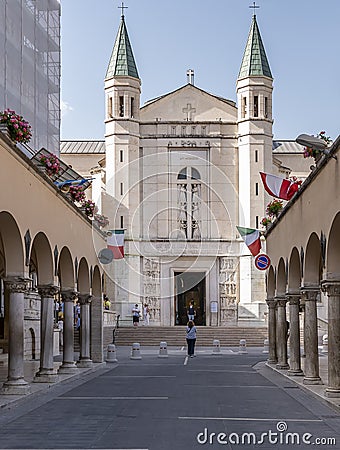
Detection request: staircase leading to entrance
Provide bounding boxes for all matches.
[115,326,268,347]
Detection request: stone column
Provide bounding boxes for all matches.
[77,294,93,368]
[1,279,30,395]
[58,290,78,374]
[275,297,289,369]
[321,281,340,397]
[266,299,277,364]
[301,288,322,385]
[34,285,59,383]
[287,294,303,376]
[90,296,104,363]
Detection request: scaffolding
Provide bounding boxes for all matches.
[0,0,61,154]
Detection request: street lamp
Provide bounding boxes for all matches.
[296,133,337,160]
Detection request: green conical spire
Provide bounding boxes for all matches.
[239,15,272,79]
[106,15,139,80]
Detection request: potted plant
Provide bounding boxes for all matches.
[261,216,272,229]
[69,185,86,203]
[0,108,32,143]
[93,213,110,228]
[266,199,283,218]
[39,154,61,177]
[81,199,96,218]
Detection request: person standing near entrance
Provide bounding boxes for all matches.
[186,320,197,357]
[187,301,195,321]
[132,304,141,326]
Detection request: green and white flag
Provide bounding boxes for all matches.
[236,226,261,256]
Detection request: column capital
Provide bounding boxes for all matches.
[61,290,78,302]
[266,298,277,309]
[4,277,30,293]
[321,280,340,296]
[286,293,301,305]
[38,285,60,298]
[78,294,92,305]
[300,287,319,302]
[274,296,287,307]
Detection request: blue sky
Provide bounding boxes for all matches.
[61,0,340,141]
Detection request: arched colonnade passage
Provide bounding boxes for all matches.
[265,137,340,398]
[0,211,104,395]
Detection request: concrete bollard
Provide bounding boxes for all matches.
[105,343,118,363]
[130,342,142,360]
[238,339,248,354]
[212,339,221,355]
[262,338,269,354]
[322,334,328,353]
[158,341,168,358]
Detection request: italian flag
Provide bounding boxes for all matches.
[260,172,299,201]
[107,230,125,259]
[236,226,261,257]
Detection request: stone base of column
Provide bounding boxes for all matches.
[1,379,31,395]
[267,358,278,365]
[58,362,78,374]
[288,368,304,376]
[325,387,340,398]
[276,363,289,370]
[303,377,323,385]
[33,370,58,383]
[76,358,93,368]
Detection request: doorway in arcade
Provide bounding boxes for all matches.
[174,271,206,325]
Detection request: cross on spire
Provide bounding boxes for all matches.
[249,1,259,16]
[118,2,128,17]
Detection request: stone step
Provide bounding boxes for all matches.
[115,326,268,347]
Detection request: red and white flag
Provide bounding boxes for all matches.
[260,172,299,201]
[107,230,125,259]
[236,226,261,257]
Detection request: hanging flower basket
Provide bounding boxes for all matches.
[261,216,272,229]
[69,185,86,203]
[93,213,110,228]
[266,199,283,218]
[303,131,332,164]
[39,154,61,177]
[81,199,96,218]
[0,109,32,143]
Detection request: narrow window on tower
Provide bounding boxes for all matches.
[242,96,247,118]
[256,216,259,229]
[255,150,258,163]
[120,216,124,229]
[264,97,268,118]
[119,96,124,117]
[120,150,124,163]
[120,182,124,196]
[254,95,259,117]
[131,97,135,118]
[255,182,259,196]
[108,96,113,118]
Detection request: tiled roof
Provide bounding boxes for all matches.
[60,140,105,154]
[272,140,304,154]
[239,15,272,78]
[106,15,139,80]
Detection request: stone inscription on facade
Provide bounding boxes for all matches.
[143,258,160,323]
[219,257,238,325]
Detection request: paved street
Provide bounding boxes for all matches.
[0,347,339,449]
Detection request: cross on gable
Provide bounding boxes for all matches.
[182,103,196,121]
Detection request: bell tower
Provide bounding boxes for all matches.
[237,12,273,310]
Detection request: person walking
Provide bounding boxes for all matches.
[187,301,195,321]
[132,304,141,326]
[186,320,197,357]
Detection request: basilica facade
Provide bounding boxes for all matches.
[61,13,310,327]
